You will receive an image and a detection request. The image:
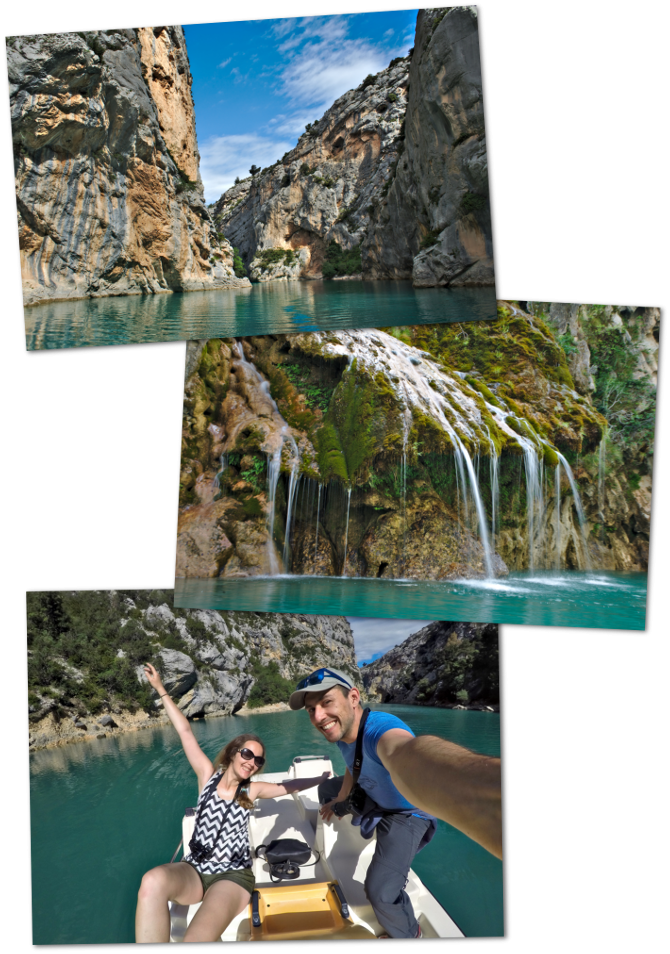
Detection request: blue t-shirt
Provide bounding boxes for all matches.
[336,710,416,812]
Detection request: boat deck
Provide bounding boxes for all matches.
[169,756,463,941]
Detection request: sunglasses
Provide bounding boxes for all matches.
[238,747,265,768]
[296,668,352,691]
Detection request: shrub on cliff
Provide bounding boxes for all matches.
[321,240,362,279]
[247,660,294,708]
[233,248,247,278]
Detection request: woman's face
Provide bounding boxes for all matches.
[233,740,265,779]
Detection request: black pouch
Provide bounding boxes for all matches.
[255,838,320,882]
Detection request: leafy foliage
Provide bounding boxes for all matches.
[321,240,362,279]
[247,661,294,708]
[233,247,247,278]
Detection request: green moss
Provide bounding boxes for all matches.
[465,375,502,408]
[543,444,560,467]
[316,423,348,481]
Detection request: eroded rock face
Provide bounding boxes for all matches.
[361,619,499,708]
[368,8,493,286]
[8,27,249,306]
[213,58,410,278]
[213,8,493,287]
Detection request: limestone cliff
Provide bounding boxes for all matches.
[213,8,493,287]
[368,7,493,286]
[8,28,249,307]
[361,619,499,708]
[27,590,358,749]
[176,304,623,582]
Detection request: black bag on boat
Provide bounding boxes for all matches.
[255,838,320,882]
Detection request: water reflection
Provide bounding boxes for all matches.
[24,281,497,350]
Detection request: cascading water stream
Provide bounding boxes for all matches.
[231,341,302,574]
[485,427,499,547]
[213,453,227,493]
[554,461,561,569]
[313,483,322,572]
[598,430,607,520]
[556,451,592,571]
[342,487,352,577]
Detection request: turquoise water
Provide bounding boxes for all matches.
[175,570,647,631]
[24,281,497,350]
[30,706,502,942]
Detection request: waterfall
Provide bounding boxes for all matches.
[282,461,301,569]
[400,406,412,575]
[486,427,499,546]
[519,441,544,570]
[598,430,607,520]
[314,483,322,573]
[213,453,227,493]
[452,434,494,577]
[554,462,561,569]
[556,451,592,571]
[265,439,284,575]
[342,487,352,577]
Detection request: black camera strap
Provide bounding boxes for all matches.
[351,707,371,785]
[191,775,244,852]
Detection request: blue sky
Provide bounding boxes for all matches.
[184,11,418,202]
[347,617,434,664]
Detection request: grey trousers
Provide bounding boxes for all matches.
[319,776,430,938]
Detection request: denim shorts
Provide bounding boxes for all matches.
[183,862,255,896]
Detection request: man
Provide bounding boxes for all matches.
[289,667,502,939]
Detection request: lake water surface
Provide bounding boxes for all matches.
[30,706,502,942]
[24,281,497,350]
[175,570,647,630]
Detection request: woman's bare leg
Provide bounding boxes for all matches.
[183,879,251,943]
[136,862,203,943]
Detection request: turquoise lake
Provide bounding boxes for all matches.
[30,706,502,943]
[175,570,647,631]
[24,281,497,350]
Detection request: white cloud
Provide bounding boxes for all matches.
[199,132,293,203]
[273,16,409,116]
[218,57,232,69]
[348,617,435,664]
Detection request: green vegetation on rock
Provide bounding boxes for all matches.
[321,240,362,279]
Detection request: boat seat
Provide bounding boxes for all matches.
[288,755,332,827]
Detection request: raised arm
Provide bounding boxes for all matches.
[377,729,503,860]
[251,770,332,801]
[143,663,213,789]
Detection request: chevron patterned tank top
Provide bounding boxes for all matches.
[184,771,253,874]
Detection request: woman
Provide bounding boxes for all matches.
[136,663,330,943]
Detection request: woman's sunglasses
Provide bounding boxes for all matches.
[238,747,265,768]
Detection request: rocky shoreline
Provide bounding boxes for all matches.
[29,699,294,752]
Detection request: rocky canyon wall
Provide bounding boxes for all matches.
[213,8,493,287]
[8,27,248,306]
[361,619,499,709]
[28,590,358,749]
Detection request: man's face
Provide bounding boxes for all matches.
[304,686,358,744]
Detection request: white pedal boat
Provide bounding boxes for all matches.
[169,754,464,941]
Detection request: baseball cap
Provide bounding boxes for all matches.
[289,667,355,710]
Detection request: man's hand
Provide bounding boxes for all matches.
[319,799,343,823]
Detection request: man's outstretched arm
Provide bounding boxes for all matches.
[377,729,502,860]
